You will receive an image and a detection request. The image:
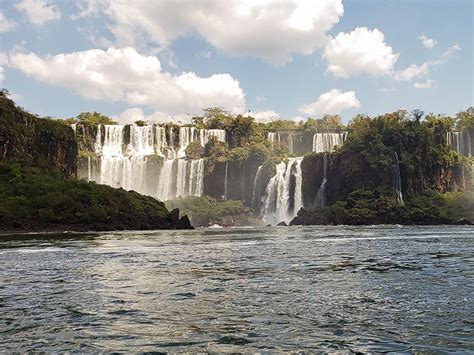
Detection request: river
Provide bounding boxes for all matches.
[0,226,473,352]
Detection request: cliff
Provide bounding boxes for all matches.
[0,94,77,178]
[301,118,471,209]
[295,116,473,225]
[0,93,192,231]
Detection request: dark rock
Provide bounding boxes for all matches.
[277,221,287,226]
[168,208,180,222]
[177,215,193,229]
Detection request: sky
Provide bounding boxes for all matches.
[0,0,472,124]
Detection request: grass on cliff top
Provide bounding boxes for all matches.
[0,163,170,231]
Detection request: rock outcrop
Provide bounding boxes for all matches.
[0,94,77,178]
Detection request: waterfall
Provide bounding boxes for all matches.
[262,158,302,225]
[312,133,346,153]
[82,123,213,201]
[71,123,77,134]
[267,132,294,153]
[268,132,278,144]
[392,151,404,205]
[87,156,91,181]
[315,153,328,207]
[224,161,229,199]
[154,126,167,156]
[94,125,102,154]
[102,125,123,157]
[128,125,154,156]
[251,165,264,208]
[447,131,472,157]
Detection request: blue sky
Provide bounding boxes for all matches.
[0,0,472,124]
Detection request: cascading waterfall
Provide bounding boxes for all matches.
[315,153,328,207]
[251,165,264,209]
[312,133,346,153]
[262,158,302,225]
[224,161,229,200]
[392,151,404,205]
[447,131,472,157]
[83,124,225,201]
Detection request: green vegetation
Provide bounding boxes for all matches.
[185,141,204,159]
[455,107,474,130]
[0,163,191,231]
[134,120,147,127]
[336,109,469,197]
[71,111,117,126]
[0,90,77,177]
[165,196,261,227]
[291,189,473,225]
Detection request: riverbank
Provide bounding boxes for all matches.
[0,163,193,232]
[290,189,474,226]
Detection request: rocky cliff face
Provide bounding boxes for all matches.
[0,95,77,177]
[301,123,471,208]
[203,156,271,208]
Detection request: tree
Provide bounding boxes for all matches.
[455,107,474,130]
[134,120,147,126]
[411,109,424,122]
[76,112,117,125]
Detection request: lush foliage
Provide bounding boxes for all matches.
[292,189,474,225]
[65,111,117,126]
[185,141,204,159]
[165,196,260,227]
[338,110,469,196]
[0,92,77,177]
[0,163,182,231]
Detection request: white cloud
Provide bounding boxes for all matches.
[324,27,461,84]
[441,42,461,59]
[15,0,60,26]
[394,63,429,81]
[256,95,266,102]
[80,0,343,65]
[9,47,246,115]
[418,34,436,49]
[0,52,8,84]
[113,107,192,125]
[414,79,436,89]
[0,12,17,33]
[299,89,360,116]
[394,42,462,81]
[251,110,281,123]
[323,27,399,77]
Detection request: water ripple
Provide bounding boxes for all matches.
[0,225,473,352]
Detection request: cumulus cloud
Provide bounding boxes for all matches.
[113,107,192,125]
[251,110,281,123]
[324,27,461,84]
[394,63,429,81]
[414,79,436,89]
[78,0,343,64]
[0,12,17,33]
[298,89,360,116]
[418,34,437,49]
[0,52,9,84]
[323,27,399,77]
[9,47,246,115]
[15,0,61,26]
